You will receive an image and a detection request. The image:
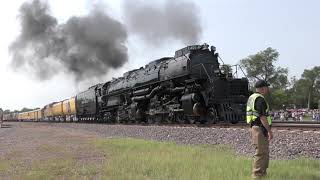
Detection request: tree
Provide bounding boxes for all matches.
[300,66,320,109]
[290,78,309,108]
[270,89,289,109]
[3,109,11,114]
[20,107,33,112]
[240,47,288,90]
[286,66,320,109]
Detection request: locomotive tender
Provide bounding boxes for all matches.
[5,43,249,124]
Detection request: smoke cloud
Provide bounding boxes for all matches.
[9,0,128,81]
[124,0,202,45]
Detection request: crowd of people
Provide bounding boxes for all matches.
[271,109,320,121]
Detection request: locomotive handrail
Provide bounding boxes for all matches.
[201,63,213,83]
[229,64,247,78]
[192,63,213,83]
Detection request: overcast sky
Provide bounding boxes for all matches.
[0,0,319,110]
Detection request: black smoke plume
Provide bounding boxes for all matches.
[124,0,202,45]
[9,0,128,81]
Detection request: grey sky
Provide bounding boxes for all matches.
[0,0,319,110]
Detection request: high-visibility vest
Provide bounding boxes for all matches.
[246,93,272,125]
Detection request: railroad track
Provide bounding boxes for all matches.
[273,120,320,124]
[128,121,320,132]
[271,122,320,131]
[3,120,320,131]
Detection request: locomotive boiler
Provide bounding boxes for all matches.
[76,43,249,124]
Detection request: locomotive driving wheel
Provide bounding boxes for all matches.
[207,108,218,124]
[169,111,185,124]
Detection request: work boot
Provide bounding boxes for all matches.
[252,172,267,179]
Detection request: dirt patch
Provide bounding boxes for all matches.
[0,122,106,179]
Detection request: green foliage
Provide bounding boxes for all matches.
[3,108,40,114]
[239,47,320,110]
[3,109,11,114]
[240,47,288,90]
[300,66,320,108]
[20,107,34,112]
[220,64,232,75]
[287,66,320,109]
[269,89,290,110]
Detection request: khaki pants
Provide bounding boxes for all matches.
[251,126,269,177]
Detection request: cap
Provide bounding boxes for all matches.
[255,80,270,88]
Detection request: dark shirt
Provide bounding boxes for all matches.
[253,96,269,135]
[255,97,268,117]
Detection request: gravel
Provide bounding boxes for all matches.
[3,122,320,160]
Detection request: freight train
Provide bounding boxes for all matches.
[3,43,249,124]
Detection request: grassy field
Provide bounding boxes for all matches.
[95,138,320,180]
[1,138,319,180]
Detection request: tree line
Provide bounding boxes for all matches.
[2,107,40,115]
[240,47,320,110]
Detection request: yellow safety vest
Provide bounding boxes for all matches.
[246,93,272,125]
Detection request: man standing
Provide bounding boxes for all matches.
[246,80,273,179]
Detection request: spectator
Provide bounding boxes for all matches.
[299,113,303,121]
[280,112,285,121]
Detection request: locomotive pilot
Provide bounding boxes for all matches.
[246,80,273,178]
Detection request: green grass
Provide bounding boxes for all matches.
[1,138,319,179]
[95,138,320,180]
[0,161,10,173]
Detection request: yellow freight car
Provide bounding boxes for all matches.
[18,110,40,121]
[20,112,26,121]
[62,97,77,122]
[18,111,30,121]
[52,101,63,116]
[62,97,76,115]
[17,113,23,121]
[30,110,35,121]
[43,103,54,119]
[34,109,42,121]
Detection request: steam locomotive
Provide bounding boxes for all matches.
[4,43,249,124]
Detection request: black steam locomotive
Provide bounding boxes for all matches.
[76,43,249,124]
